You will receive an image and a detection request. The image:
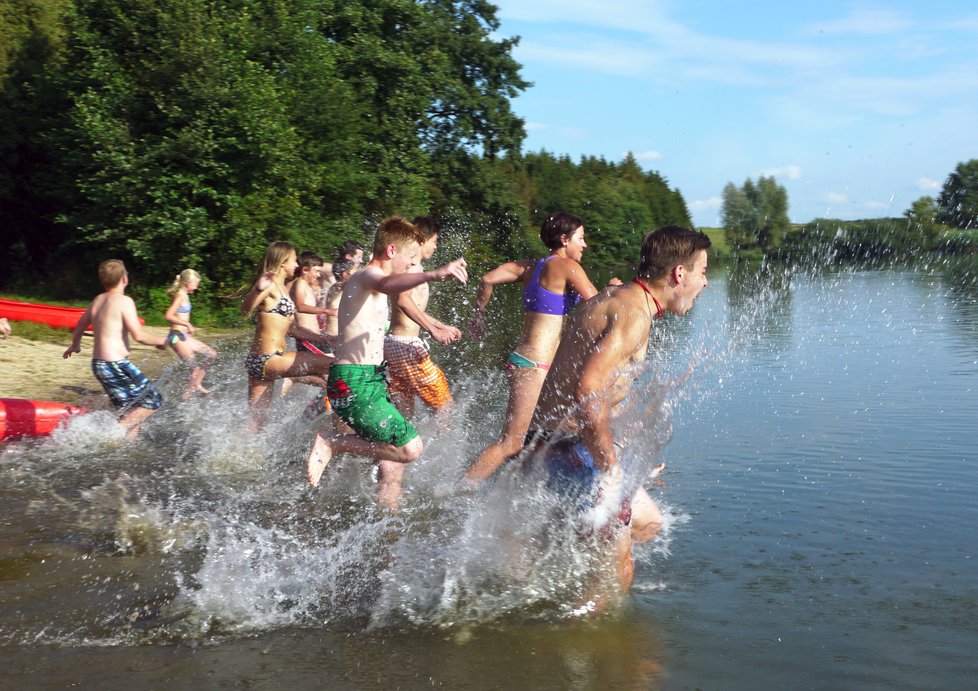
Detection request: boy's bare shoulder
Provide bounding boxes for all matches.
[349,265,384,291]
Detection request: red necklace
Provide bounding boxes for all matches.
[633,278,664,318]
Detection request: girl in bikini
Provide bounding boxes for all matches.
[164,269,217,400]
[241,242,335,432]
[464,212,617,485]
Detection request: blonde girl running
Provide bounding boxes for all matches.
[164,269,217,400]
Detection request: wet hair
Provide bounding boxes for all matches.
[332,258,356,281]
[411,216,441,240]
[166,268,201,296]
[294,251,324,279]
[252,241,296,284]
[540,212,584,250]
[637,226,712,281]
[372,216,425,258]
[340,239,364,260]
[98,259,127,289]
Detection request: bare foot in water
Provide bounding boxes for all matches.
[306,433,333,487]
[181,385,211,401]
[650,462,665,479]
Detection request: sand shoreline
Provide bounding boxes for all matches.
[0,327,231,406]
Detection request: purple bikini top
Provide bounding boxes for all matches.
[523,256,580,316]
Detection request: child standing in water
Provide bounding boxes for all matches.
[63,259,168,438]
[241,242,335,432]
[164,269,217,400]
[305,216,467,511]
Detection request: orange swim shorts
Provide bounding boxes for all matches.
[383,334,452,410]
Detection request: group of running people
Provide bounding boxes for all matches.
[65,211,712,599]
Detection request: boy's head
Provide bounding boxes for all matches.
[540,212,584,250]
[295,251,324,279]
[637,225,712,282]
[98,259,128,289]
[373,216,425,272]
[332,258,357,282]
[340,240,365,267]
[411,216,441,261]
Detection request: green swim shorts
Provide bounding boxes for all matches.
[326,363,418,447]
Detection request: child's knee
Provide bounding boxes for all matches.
[399,436,423,462]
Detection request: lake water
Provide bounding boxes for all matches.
[1,264,976,689]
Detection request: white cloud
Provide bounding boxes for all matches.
[515,37,664,77]
[494,1,676,34]
[758,165,802,181]
[632,150,663,162]
[524,121,548,132]
[804,8,912,36]
[689,196,722,212]
[917,177,941,190]
[864,200,890,211]
[825,192,848,204]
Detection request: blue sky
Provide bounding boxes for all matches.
[491,1,978,227]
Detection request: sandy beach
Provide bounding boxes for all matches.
[0,326,192,406]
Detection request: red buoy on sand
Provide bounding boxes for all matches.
[0,398,86,439]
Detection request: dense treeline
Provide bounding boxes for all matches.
[721,159,978,272]
[0,0,690,321]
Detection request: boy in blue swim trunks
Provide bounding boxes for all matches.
[64,259,168,438]
[525,225,711,601]
[306,216,468,510]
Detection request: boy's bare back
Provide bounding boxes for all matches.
[87,292,141,361]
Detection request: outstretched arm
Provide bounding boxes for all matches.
[467,260,532,339]
[123,298,167,349]
[396,291,461,345]
[63,306,93,358]
[372,258,468,295]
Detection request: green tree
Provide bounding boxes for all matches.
[904,196,945,247]
[721,175,789,255]
[937,159,978,230]
[0,0,74,287]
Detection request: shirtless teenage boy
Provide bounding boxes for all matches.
[63,259,168,438]
[306,216,467,510]
[384,216,461,416]
[524,225,711,599]
[290,251,334,357]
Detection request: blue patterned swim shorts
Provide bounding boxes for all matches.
[91,358,164,412]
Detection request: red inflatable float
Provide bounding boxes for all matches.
[0,298,143,331]
[0,398,86,439]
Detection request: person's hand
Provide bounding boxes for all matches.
[585,465,624,531]
[63,344,80,359]
[607,276,623,286]
[435,258,468,284]
[466,310,487,340]
[429,322,462,345]
[256,270,275,291]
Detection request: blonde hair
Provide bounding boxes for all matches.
[372,216,425,258]
[98,259,127,289]
[245,241,296,318]
[253,241,296,283]
[166,269,202,296]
